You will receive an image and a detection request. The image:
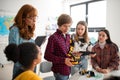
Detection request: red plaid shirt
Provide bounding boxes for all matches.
[44,29,71,75]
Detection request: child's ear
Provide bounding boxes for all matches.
[33,60,37,65]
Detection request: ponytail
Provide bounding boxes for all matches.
[4,43,19,63]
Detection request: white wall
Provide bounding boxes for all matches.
[0,63,13,80]
[106,0,120,47]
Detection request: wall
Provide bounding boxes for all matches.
[106,0,120,47]
[0,63,13,80]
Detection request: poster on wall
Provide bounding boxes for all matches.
[0,16,14,35]
[45,17,58,36]
[0,16,14,65]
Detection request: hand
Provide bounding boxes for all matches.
[96,68,110,74]
[96,67,102,72]
[65,58,74,67]
[100,69,110,74]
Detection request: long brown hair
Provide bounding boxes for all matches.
[75,21,89,43]
[14,4,38,40]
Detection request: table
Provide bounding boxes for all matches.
[69,69,120,80]
[69,70,103,80]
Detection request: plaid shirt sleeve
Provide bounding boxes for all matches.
[44,35,65,64]
[91,46,99,69]
[108,44,119,70]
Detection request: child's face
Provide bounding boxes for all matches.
[98,31,108,43]
[60,23,71,33]
[76,24,85,37]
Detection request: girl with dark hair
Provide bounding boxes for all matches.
[9,4,38,78]
[91,29,119,74]
[4,42,42,80]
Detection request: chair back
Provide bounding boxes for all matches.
[39,61,55,80]
[40,61,52,73]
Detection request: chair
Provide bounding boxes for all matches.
[39,61,55,80]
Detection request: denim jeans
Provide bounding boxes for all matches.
[54,73,69,80]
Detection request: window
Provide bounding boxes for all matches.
[88,1,106,28]
[70,0,106,31]
[70,0,106,44]
[70,4,86,28]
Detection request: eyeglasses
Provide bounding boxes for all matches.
[26,16,38,20]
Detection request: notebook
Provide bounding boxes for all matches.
[35,36,46,47]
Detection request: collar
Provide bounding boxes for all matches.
[56,29,68,37]
[95,42,109,49]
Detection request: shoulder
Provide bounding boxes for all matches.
[15,70,42,80]
[93,42,99,48]
[10,26,19,32]
[109,43,119,52]
[48,32,61,39]
[26,71,42,80]
[111,43,118,47]
[48,34,56,40]
[47,34,57,43]
[9,26,19,37]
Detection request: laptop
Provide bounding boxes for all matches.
[35,36,46,47]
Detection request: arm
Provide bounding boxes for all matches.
[79,51,95,56]
[44,36,65,64]
[9,26,20,45]
[107,44,119,70]
[91,47,100,70]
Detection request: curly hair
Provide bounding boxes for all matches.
[4,42,39,68]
